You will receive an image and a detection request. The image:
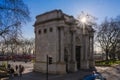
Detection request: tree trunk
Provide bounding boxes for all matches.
[106,51,109,60]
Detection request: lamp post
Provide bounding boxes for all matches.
[46,55,48,80]
[46,55,52,80]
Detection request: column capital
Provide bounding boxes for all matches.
[57,26,64,29]
[70,28,76,33]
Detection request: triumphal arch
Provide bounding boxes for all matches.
[34,10,95,74]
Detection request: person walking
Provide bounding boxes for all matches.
[7,65,15,80]
[83,71,98,80]
[7,64,12,80]
[15,65,18,76]
[18,64,25,80]
[10,67,15,80]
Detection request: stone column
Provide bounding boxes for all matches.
[56,26,66,74]
[60,27,64,62]
[85,34,89,68]
[88,36,90,59]
[72,31,76,62]
[58,26,64,62]
[85,35,88,60]
[80,26,89,69]
[68,28,77,72]
[89,35,95,68]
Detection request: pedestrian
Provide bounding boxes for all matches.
[83,71,98,80]
[15,65,18,76]
[7,64,11,70]
[8,67,15,80]
[7,64,12,80]
[15,65,18,71]
[11,67,15,79]
[92,71,97,76]
[18,64,25,80]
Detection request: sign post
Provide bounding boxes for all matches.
[46,55,48,80]
[46,55,52,80]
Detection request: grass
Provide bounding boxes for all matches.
[31,59,35,63]
[95,59,120,66]
[0,66,9,78]
[0,66,7,72]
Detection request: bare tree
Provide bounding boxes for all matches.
[0,41,6,55]
[116,41,120,60]
[0,36,35,55]
[0,0,30,37]
[20,38,34,55]
[77,11,97,27]
[96,17,120,60]
[5,34,20,55]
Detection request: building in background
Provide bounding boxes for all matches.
[34,10,95,74]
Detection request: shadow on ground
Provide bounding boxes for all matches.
[96,64,120,80]
[13,69,96,80]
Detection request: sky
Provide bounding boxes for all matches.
[22,0,120,39]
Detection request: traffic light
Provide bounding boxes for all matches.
[48,57,52,64]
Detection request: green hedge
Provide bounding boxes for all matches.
[95,60,120,66]
[0,67,9,78]
[0,66,6,71]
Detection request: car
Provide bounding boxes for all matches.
[12,54,35,62]
[83,72,106,80]
[0,56,7,61]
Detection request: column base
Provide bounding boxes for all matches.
[56,62,66,74]
[80,60,89,69]
[68,61,77,72]
[89,59,95,68]
[34,61,66,74]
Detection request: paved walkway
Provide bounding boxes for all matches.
[1,61,120,80]
[96,64,120,80]
[1,61,94,80]
[13,69,93,80]
[13,64,120,80]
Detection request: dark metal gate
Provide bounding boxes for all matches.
[76,46,81,70]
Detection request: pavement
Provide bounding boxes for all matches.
[96,64,120,80]
[14,64,120,80]
[4,61,95,80]
[1,61,120,80]
[1,61,94,80]
[13,69,93,80]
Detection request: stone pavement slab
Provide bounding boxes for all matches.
[96,64,120,80]
[13,70,93,80]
